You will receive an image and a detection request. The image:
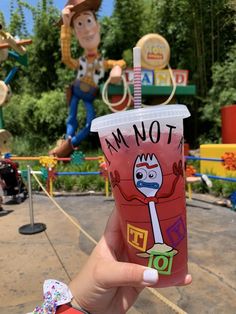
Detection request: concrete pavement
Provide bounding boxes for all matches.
[0,192,235,313]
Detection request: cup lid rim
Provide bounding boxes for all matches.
[91,104,190,132]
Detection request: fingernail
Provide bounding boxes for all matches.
[143,268,158,284]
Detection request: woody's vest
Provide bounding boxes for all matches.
[74,55,105,94]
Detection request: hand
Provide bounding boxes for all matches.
[109,65,122,84]
[62,5,75,27]
[69,208,192,314]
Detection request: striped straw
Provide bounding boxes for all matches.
[133,47,142,109]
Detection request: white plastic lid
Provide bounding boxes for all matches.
[91,105,190,132]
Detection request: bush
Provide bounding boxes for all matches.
[34,89,68,143]
[4,89,68,154]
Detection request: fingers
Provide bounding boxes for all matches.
[62,4,74,15]
[94,261,158,289]
[176,274,192,286]
[62,5,75,26]
[98,208,129,261]
[104,207,120,234]
[103,207,123,250]
[63,4,74,12]
[109,65,122,84]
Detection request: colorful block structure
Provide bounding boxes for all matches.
[200,144,236,177]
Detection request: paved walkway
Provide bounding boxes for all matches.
[0,192,235,313]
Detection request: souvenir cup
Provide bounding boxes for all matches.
[91,105,190,287]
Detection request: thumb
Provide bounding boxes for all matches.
[94,261,158,289]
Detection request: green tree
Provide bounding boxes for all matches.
[100,16,122,59]
[150,0,236,96]
[199,44,236,142]
[7,0,28,37]
[101,0,145,59]
[0,12,6,27]
[21,0,61,93]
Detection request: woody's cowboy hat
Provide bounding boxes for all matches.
[60,0,101,26]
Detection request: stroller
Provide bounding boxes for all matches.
[0,159,28,203]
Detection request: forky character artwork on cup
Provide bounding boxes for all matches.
[110,153,183,258]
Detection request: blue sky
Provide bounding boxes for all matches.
[0,0,114,32]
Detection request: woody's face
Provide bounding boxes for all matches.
[73,11,100,51]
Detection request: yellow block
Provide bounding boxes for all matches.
[200,144,236,177]
[154,70,171,86]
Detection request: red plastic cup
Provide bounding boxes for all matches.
[91,105,190,287]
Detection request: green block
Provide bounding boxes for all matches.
[71,151,85,165]
[41,168,48,180]
[21,170,28,181]
[148,250,174,275]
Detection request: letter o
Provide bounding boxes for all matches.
[149,120,160,143]
[153,255,168,271]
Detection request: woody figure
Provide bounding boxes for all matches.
[50,0,126,157]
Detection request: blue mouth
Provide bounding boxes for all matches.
[137,181,160,189]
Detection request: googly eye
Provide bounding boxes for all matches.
[148,170,157,179]
[136,169,147,180]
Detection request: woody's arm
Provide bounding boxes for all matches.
[61,25,79,70]
[104,59,126,84]
[104,59,126,70]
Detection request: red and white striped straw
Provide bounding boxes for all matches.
[133,47,142,109]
